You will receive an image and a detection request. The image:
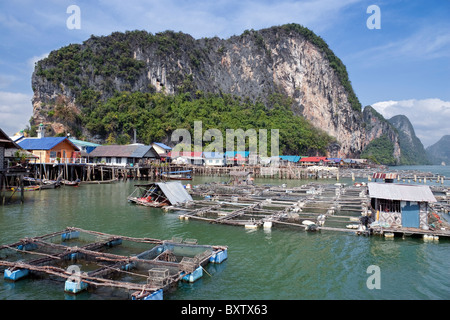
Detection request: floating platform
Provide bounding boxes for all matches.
[166,182,450,240]
[0,227,227,300]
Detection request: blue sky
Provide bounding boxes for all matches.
[0,0,449,147]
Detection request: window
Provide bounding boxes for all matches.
[105,157,111,163]
[375,199,401,213]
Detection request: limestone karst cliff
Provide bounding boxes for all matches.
[29,24,406,159]
[388,115,430,165]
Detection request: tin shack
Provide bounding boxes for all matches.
[368,182,437,229]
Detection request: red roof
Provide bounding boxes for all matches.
[168,151,203,158]
[300,156,329,162]
[372,173,398,179]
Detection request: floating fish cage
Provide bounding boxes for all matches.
[0,227,227,300]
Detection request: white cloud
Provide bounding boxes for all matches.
[372,98,450,148]
[0,91,33,136]
[349,23,450,67]
[78,0,361,39]
[27,53,49,71]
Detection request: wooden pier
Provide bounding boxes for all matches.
[0,227,228,300]
[24,162,340,184]
[8,159,447,189]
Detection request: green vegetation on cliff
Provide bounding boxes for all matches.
[79,90,335,155]
[31,24,361,156]
[361,134,396,165]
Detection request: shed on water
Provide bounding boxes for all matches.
[368,182,437,229]
[128,181,193,207]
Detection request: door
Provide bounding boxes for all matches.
[401,201,420,228]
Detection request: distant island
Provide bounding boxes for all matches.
[426,135,450,165]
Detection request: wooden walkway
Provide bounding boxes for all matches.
[169,182,450,240]
[0,227,228,300]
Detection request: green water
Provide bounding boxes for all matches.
[0,169,449,300]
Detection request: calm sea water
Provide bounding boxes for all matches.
[0,166,449,300]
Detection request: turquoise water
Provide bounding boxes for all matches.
[0,166,449,300]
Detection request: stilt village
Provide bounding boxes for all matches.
[1,125,449,299]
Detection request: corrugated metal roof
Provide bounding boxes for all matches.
[89,144,158,158]
[156,182,193,205]
[88,145,135,157]
[130,145,153,158]
[69,138,101,147]
[368,182,436,202]
[18,137,79,151]
[372,172,398,179]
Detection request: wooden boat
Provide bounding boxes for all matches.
[11,185,40,192]
[161,170,192,180]
[39,182,59,189]
[23,177,60,189]
[61,179,80,187]
[81,178,118,184]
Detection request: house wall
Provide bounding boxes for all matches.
[32,150,47,163]
[46,140,78,163]
[375,198,429,229]
[0,146,4,170]
[205,158,225,166]
[418,202,428,228]
[97,157,127,165]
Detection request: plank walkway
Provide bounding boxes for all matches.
[0,227,228,300]
[169,182,450,240]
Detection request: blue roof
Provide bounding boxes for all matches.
[18,137,79,151]
[279,155,301,162]
[203,152,224,159]
[152,142,172,150]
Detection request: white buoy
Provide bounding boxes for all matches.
[263,221,272,229]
